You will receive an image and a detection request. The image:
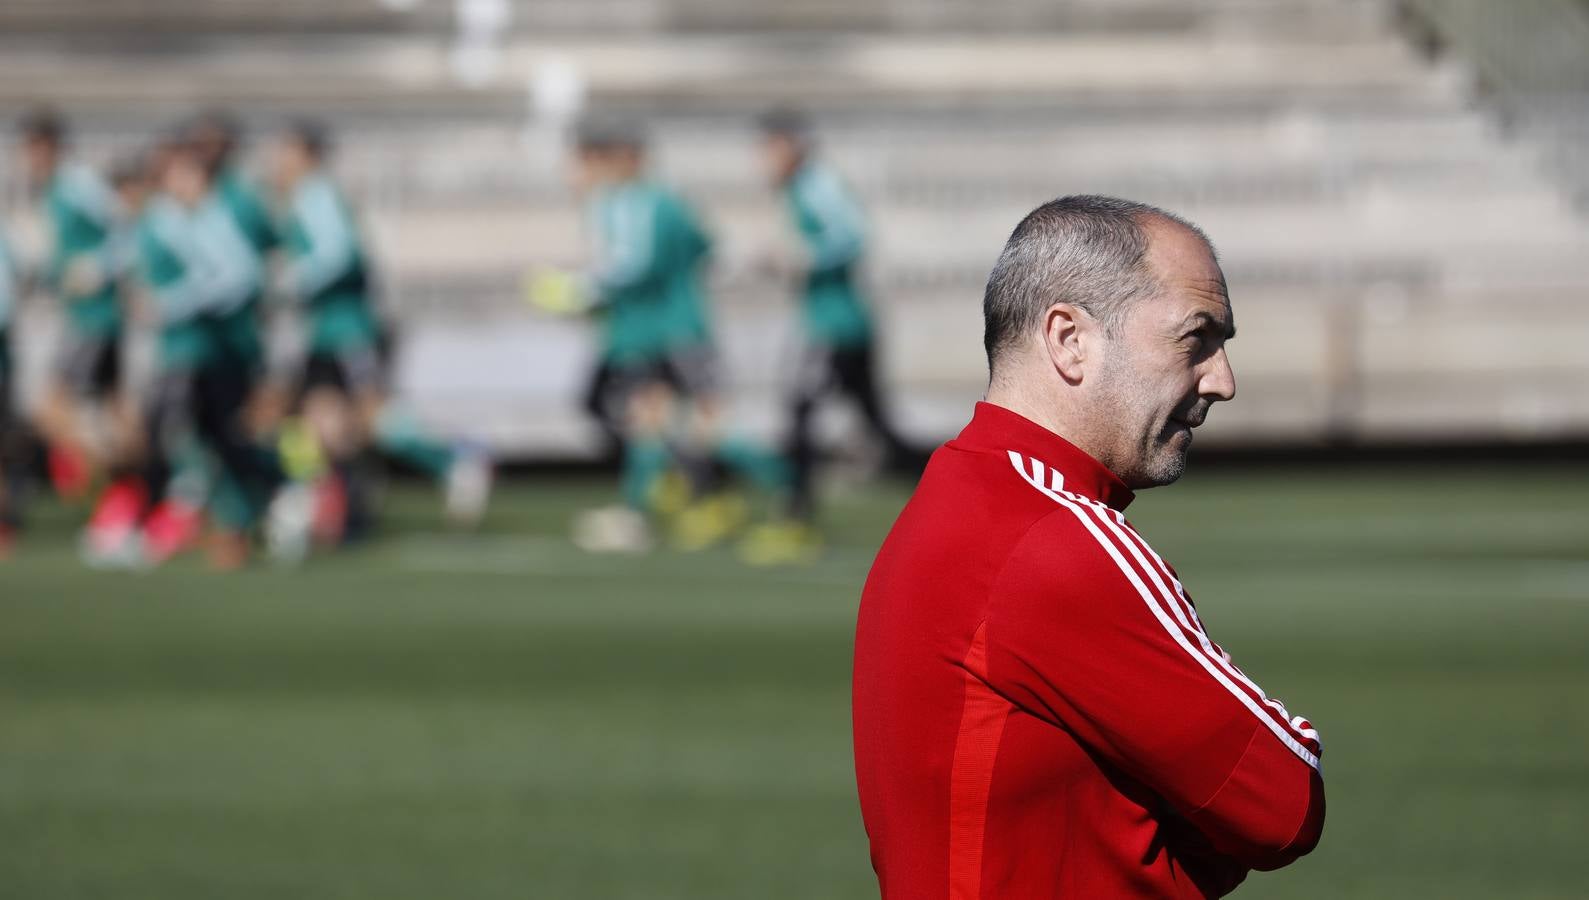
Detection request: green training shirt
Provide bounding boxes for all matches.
[281,173,377,353]
[137,196,262,371]
[783,160,872,348]
[587,179,714,366]
[212,170,275,369]
[42,162,122,338]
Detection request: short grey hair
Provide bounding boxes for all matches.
[982,194,1212,372]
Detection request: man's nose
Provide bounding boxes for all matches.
[1200,347,1237,402]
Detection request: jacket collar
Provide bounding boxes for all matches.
[952,402,1136,511]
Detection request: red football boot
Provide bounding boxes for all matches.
[141,498,206,565]
[81,478,147,565]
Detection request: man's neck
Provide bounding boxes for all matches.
[984,376,1117,478]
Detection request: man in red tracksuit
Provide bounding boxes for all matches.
[853,196,1323,898]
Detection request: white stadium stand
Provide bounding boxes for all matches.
[3,0,1587,456]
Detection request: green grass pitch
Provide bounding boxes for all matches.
[1,464,1586,898]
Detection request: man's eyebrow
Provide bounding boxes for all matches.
[1180,311,1236,340]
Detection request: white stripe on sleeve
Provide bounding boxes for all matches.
[1007,451,1321,770]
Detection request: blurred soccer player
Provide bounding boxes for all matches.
[269,119,491,541]
[184,110,278,261]
[754,109,917,557]
[80,151,172,564]
[16,107,136,500]
[183,110,277,421]
[123,146,286,568]
[854,196,1324,898]
[562,116,720,552]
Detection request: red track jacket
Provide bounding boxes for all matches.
[853,403,1324,898]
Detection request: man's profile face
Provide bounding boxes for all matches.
[164,152,208,207]
[21,136,57,185]
[269,138,312,191]
[568,147,606,194]
[1091,220,1237,488]
[760,133,801,186]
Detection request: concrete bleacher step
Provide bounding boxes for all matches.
[0,31,1444,118]
[1,0,1586,449]
[359,184,1589,278]
[0,0,1391,39]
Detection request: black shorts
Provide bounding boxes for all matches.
[55,330,121,399]
[608,347,720,402]
[792,338,875,403]
[660,344,719,399]
[144,368,198,456]
[296,344,384,402]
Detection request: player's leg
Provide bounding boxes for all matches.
[737,342,830,565]
[190,354,283,569]
[572,367,672,554]
[83,333,161,562]
[664,344,768,550]
[783,340,834,523]
[832,337,920,472]
[663,343,725,497]
[581,357,624,460]
[299,352,364,546]
[347,343,492,527]
[99,368,195,567]
[619,376,678,513]
[38,331,112,500]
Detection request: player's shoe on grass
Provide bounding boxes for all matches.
[737,520,823,567]
[0,524,16,561]
[671,492,749,551]
[139,499,205,566]
[572,505,653,554]
[444,444,493,528]
[649,470,693,519]
[265,482,316,565]
[80,478,147,568]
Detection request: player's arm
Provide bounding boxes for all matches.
[283,180,358,301]
[985,506,1324,872]
[140,215,251,324]
[794,166,865,274]
[190,220,261,316]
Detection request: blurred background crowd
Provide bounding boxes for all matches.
[0,2,1586,899]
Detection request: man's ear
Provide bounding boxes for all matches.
[1042,303,1089,384]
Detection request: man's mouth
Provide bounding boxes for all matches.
[1170,405,1209,431]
